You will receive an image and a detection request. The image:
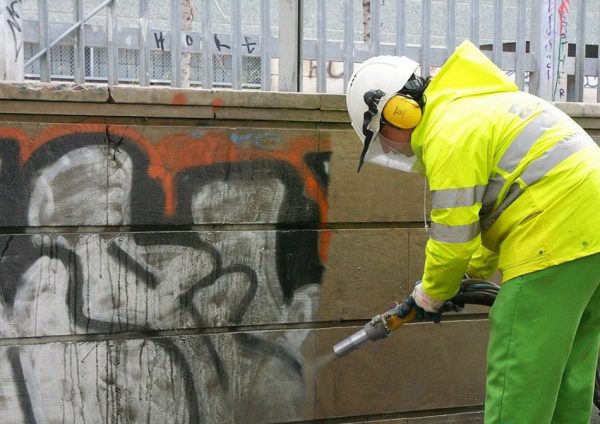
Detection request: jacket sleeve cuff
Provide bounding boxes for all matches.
[412,284,445,313]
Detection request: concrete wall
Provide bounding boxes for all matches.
[0,83,598,424]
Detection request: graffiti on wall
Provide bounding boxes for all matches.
[554,0,570,99]
[1,0,23,81]
[0,123,331,423]
[4,0,22,63]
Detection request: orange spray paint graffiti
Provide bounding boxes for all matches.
[4,122,331,261]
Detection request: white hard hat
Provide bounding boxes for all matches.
[346,55,422,173]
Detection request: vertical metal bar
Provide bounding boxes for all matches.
[38,0,50,81]
[298,0,303,91]
[493,0,503,67]
[231,0,242,89]
[446,0,456,57]
[260,0,271,91]
[181,0,193,87]
[421,0,431,77]
[343,0,353,91]
[316,0,326,92]
[278,0,301,92]
[396,0,406,56]
[370,0,380,56]
[74,0,85,83]
[529,0,561,100]
[574,0,586,101]
[107,0,117,85]
[470,0,479,46]
[201,0,212,88]
[515,0,526,90]
[89,47,94,77]
[529,0,541,96]
[171,0,182,87]
[139,0,149,86]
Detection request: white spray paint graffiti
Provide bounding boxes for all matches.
[0,130,328,423]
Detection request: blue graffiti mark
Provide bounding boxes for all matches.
[190,131,205,139]
[230,132,284,147]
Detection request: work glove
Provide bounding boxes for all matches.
[396,282,448,323]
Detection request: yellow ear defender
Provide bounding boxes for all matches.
[382,95,422,129]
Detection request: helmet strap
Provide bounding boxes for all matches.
[357,90,386,172]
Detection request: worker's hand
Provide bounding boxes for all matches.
[396,282,446,323]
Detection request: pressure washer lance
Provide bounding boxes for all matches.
[333,279,500,358]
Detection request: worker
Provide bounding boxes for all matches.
[345,39,600,423]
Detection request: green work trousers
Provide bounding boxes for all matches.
[484,252,600,424]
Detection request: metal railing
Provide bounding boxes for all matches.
[2,0,599,102]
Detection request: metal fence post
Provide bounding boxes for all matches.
[514,0,526,90]
[572,0,587,102]
[369,0,380,56]
[470,0,479,47]
[446,0,456,58]
[231,0,242,89]
[530,0,565,100]
[421,0,431,78]
[493,0,503,67]
[395,0,407,57]
[260,0,271,91]
[343,0,354,91]
[37,0,50,81]
[316,0,326,93]
[201,0,213,89]
[107,0,118,85]
[171,0,182,87]
[74,0,85,83]
[278,0,302,92]
[1,0,24,81]
[139,0,149,86]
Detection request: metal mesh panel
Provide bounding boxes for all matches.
[50,45,74,78]
[212,54,232,87]
[23,43,41,76]
[150,50,172,83]
[85,47,108,80]
[84,48,92,76]
[94,48,108,79]
[118,49,140,81]
[188,53,202,85]
[242,56,261,88]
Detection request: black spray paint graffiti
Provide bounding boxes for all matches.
[5,0,22,62]
[152,30,258,54]
[0,130,330,423]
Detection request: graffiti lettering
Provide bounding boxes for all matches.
[0,123,332,422]
[153,31,166,51]
[146,32,261,55]
[242,36,256,54]
[554,0,570,98]
[5,0,22,62]
[541,0,555,92]
[213,34,230,51]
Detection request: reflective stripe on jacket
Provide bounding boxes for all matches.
[411,40,600,301]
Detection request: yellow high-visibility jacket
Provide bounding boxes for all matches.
[411,40,600,301]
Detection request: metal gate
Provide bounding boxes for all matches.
[1,0,599,102]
